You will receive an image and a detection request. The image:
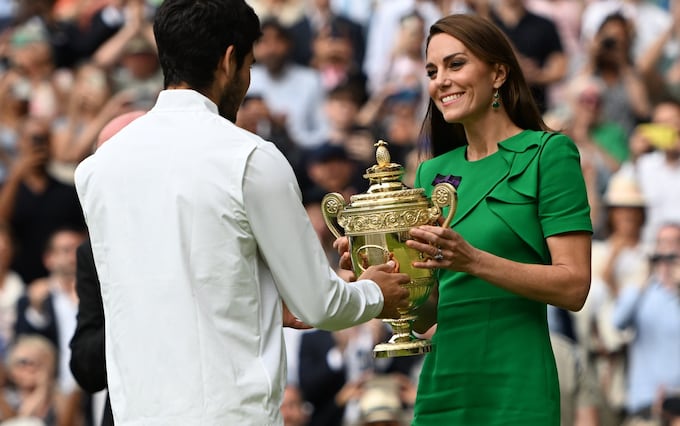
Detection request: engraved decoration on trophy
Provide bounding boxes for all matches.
[321,140,458,358]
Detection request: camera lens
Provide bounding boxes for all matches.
[601,37,618,50]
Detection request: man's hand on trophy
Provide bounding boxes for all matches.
[358,262,411,319]
[333,236,353,275]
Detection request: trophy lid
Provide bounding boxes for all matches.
[321,140,457,236]
[363,140,407,193]
[346,140,426,209]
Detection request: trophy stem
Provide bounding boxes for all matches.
[373,316,432,358]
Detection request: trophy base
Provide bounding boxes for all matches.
[373,339,432,358]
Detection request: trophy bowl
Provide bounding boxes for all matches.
[321,140,457,358]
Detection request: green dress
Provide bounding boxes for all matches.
[411,130,592,425]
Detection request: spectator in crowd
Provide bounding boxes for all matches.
[575,170,649,425]
[235,93,299,168]
[3,335,62,425]
[298,321,417,426]
[322,83,373,166]
[287,0,366,69]
[248,18,330,150]
[49,62,119,168]
[637,0,680,103]
[630,99,680,247]
[525,0,588,107]
[0,69,30,184]
[13,227,85,426]
[91,0,162,104]
[363,0,441,96]
[491,0,567,113]
[5,24,62,120]
[637,1,680,103]
[358,375,408,426]
[369,11,427,111]
[554,76,629,234]
[310,31,367,97]
[0,116,85,283]
[612,223,680,425]
[0,222,23,358]
[575,12,651,137]
[580,0,672,67]
[550,332,604,426]
[9,0,121,69]
[247,0,306,27]
[300,139,365,201]
[280,384,310,426]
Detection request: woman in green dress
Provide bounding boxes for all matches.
[404,14,593,425]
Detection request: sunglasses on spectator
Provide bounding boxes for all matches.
[650,253,679,264]
[12,357,40,368]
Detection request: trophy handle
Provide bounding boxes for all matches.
[432,182,458,228]
[321,193,347,239]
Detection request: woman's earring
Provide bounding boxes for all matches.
[492,90,500,110]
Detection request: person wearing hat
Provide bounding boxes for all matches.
[358,376,406,426]
[572,170,649,423]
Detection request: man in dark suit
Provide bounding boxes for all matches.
[69,238,113,426]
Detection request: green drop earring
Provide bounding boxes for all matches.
[492,90,500,110]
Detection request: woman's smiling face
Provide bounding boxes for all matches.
[425,33,498,125]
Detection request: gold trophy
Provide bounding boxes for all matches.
[321,140,457,357]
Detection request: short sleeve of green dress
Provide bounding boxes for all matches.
[411,130,592,426]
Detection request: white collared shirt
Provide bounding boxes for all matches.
[74,90,383,425]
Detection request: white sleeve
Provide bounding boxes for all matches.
[243,143,383,330]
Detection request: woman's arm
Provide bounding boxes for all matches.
[407,227,591,311]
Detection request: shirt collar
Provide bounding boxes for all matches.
[152,89,219,115]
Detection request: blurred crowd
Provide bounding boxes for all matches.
[0,0,678,425]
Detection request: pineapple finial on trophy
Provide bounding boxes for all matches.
[375,140,391,168]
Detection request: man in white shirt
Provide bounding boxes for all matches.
[73,1,410,425]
